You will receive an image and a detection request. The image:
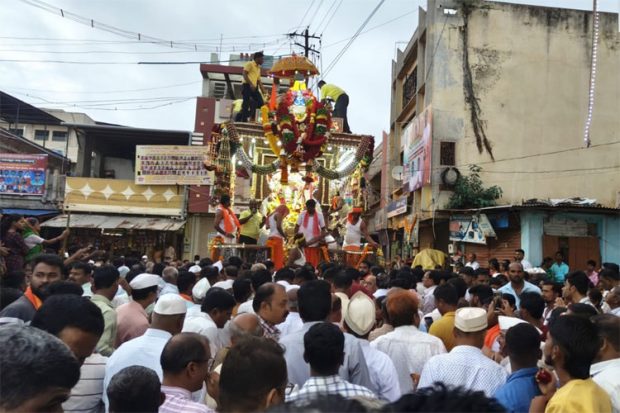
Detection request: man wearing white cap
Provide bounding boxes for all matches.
[103,294,187,410]
[370,289,446,395]
[343,291,401,402]
[418,307,508,397]
[115,273,160,347]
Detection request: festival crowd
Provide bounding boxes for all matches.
[0,211,619,413]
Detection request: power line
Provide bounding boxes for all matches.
[307,0,325,29]
[0,54,294,65]
[16,0,284,53]
[4,80,201,94]
[322,0,386,78]
[323,9,417,49]
[294,0,316,31]
[320,0,344,34]
[315,0,338,33]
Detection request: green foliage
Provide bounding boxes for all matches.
[446,165,503,209]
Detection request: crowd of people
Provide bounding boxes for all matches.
[1,210,619,412]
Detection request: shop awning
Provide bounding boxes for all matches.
[41,214,185,231]
[2,208,59,216]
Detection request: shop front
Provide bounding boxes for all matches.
[41,177,186,261]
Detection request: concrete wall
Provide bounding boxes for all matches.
[429,1,620,207]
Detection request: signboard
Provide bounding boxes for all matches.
[135,146,215,185]
[64,177,183,217]
[387,198,407,218]
[0,153,47,196]
[449,214,496,244]
[402,106,432,192]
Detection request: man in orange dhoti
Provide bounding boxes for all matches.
[294,199,326,268]
[265,204,289,270]
[343,207,379,268]
[212,194,240,261]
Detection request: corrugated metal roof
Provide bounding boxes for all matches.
[41,214,185,231]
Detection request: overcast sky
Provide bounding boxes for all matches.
[1,0,618,140]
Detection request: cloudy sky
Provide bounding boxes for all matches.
[1,0,618,139]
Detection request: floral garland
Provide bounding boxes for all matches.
[276,90,331,163]
[312,135,375,180]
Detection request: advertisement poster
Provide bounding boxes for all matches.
[449,214,496,244]
[402,106,432,193]
[135,146,215,185]
[0,153,47,196]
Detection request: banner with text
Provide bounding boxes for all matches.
[135,145,215,185]
[0,153,47,196]
[402,106,432,193]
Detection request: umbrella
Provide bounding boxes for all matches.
[269,55,319,78]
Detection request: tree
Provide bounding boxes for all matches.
[446,165,502,209]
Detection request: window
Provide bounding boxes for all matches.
[402,67,418,108]
[440,141,456,166]
[34,130,49,141]
[8,128,23,137]
[51,131,67,142]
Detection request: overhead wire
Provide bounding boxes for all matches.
[319,0,344,34]
[314,0,338,33]
[16,0,287,53]
[322,0,386,78]
[293,0,316,31]
[2,80,200,94]
[323,9,417,49]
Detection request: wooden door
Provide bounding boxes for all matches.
[542,235,559,260]
[568,237,600,270]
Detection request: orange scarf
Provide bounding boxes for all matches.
[24,286,43,310]
[302,211,321,238]
[219,205,241,233]
[180,293,193,303]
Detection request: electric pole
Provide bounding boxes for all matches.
[288,27,321,58]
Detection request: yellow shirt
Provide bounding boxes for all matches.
[545,378,611,413]
[239,210,263,240]
[320,84,345,101]
[428,311,456,351]
[243,60,261,87]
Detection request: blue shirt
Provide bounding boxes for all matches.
[498,281,541,309]
[494,367,541,413]
[550,262,570,283]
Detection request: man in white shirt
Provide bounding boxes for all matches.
[371,289,446,395]
[277,287,303,337]
[183,288,235,357]
[465,253,480,270]
[591,314,620,413]
[605,286,620,316]
[421,270,441,315]
[563,271,594,307]
[279,280,372,390]
[294,199,327,268]
[161,266,180,296]
[103,294,187,409]
[343,291,401,402]
[418,307,508,397]
[514,248,533,270]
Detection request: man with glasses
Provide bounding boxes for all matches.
[159,332,214,413]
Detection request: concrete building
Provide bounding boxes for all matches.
[388,0,620,265]
[0,91,96,163]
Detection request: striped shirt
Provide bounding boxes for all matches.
[159,385,213,413]
[63,353,107,413]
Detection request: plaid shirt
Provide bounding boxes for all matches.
[259,316,281,341]
[287,375,376,403]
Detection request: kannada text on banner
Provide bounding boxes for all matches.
[0,153,48,196]
[135,145,215,185]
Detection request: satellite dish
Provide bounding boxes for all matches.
[391,166,404,181]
